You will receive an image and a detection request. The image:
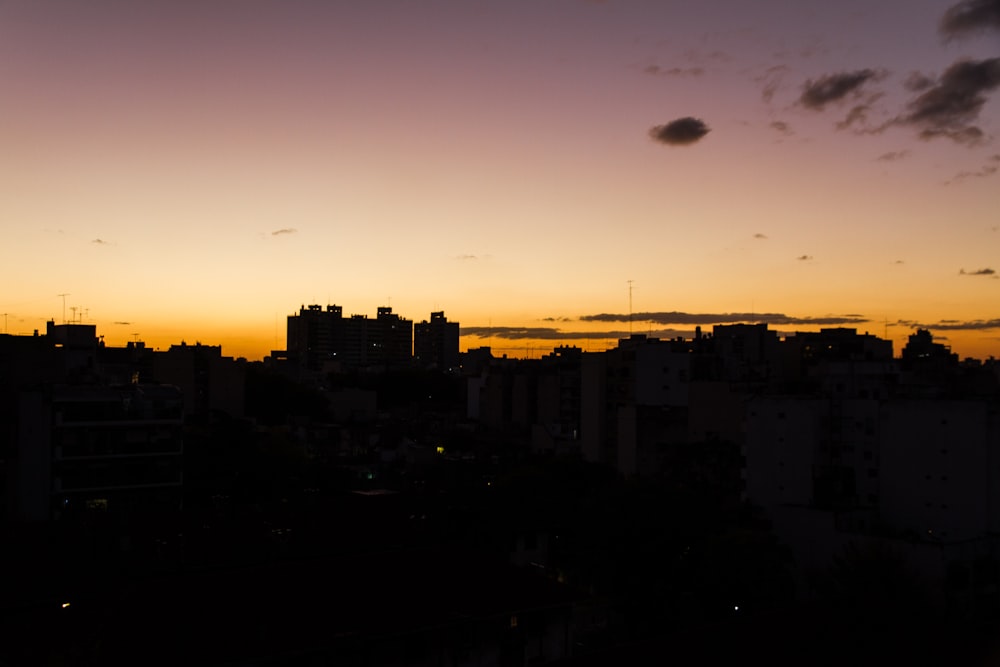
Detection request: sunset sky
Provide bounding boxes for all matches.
[2,0,998,360]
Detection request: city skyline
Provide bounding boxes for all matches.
[2,0,998,360]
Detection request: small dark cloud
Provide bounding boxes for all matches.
[769,121,793,135]
[754,233,768,239]
[648,117,711,146]
[644,65,704,77]
[456,254,478,260]
[897,58,1000,145]
[904,71,935,92]
[940,0,1000,39]
[579,312,868,326]
[799,69,881,110]
[542,317,573,322]
[271,228,297,236]
[797,255,813,261]
[91,238,110,245]
[959,267,996,275]
[894,259,905,264]
[113,321,132,325]
[876,150,911,162]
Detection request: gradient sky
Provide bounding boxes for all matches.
[2,0,998,360]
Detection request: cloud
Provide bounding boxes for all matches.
[91,238,110,245]
[959,267,996,275]
[769,121,793,135]
[897,58,1000,145]
[542,317,572,322]
[113,321,132,325]
[904,72,935,92]
[757,65,789,104]
[797,254,813,261]
[799,69,881,110]
[271,228,297,236]
[461,326,626,341]
[648,117,710,146]
[456,254,478,260]
[754,233,768,239]
[894,260,905,264]
[900,318,1000,331]
[578,311,869,326]
[940,0,1000,38]
[835,101,882,131]
[946,159,999,183]
[644,65,704,77]
[876,150,911,162]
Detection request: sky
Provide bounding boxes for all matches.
[2,0,998,360]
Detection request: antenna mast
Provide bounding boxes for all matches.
[57,293,70,324]
[627,280,634,336]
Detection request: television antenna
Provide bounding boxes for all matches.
[57,293,70,323]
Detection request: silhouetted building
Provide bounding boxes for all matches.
[580,335,692,474]
[12,383,184,522]
[414,311,460,371]
[286,304,413,373]
[153,342,246,420]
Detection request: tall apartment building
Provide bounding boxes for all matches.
[414,311,460,371]
[286,304,413,372]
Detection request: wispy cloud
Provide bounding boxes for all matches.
[271,228,297,236]
[579,312,868,326]
[644,65,704,78]
[904,71,935,92]
[876,150,911,162]
[940,0,1000,39]
[799,69,882,110]
[461,326,626,341]
[754,233,768,239]
[896,58,1000,145]
[648,117,711,146]
[899,318,1000,330]
[91,238,111,245]
[959,267,996,275]
[456,254,478,260]
[112,321,132,325]
[769,121,793,135]
[797,254,814,261]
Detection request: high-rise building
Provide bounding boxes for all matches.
[286,304,413,372]
[414,311,460,371]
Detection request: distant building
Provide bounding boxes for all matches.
[286,304,414,373]
[414,311,460,371]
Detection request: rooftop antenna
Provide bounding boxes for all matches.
[57,293,70,324]
[70,306,78,323]
[627,279,634,336]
